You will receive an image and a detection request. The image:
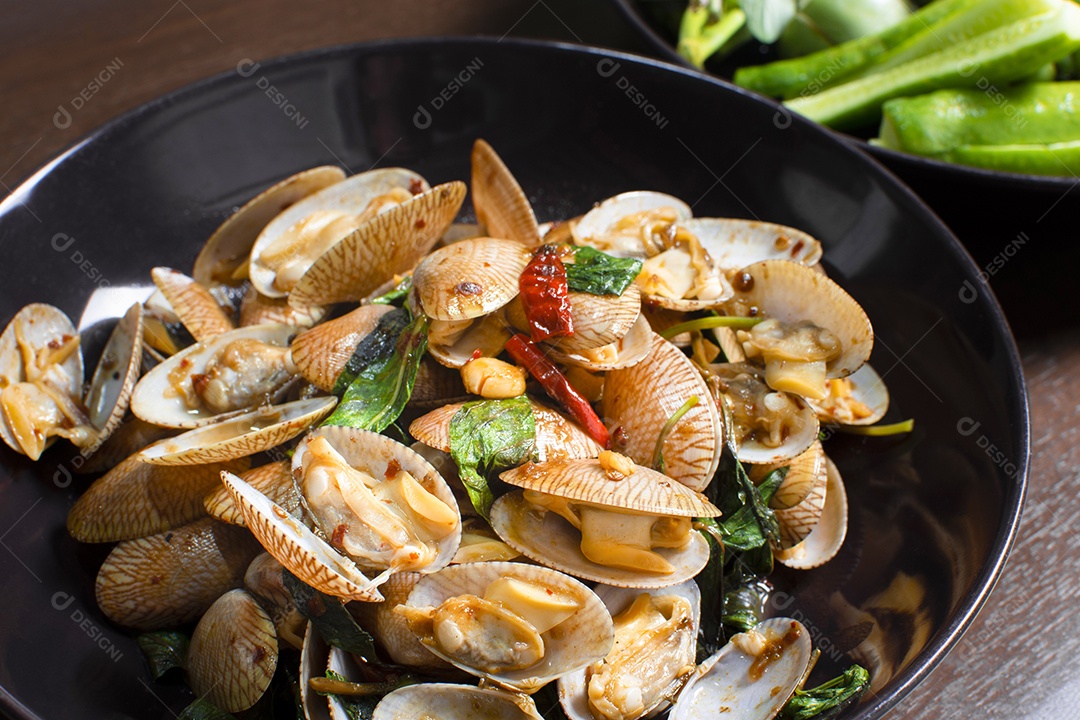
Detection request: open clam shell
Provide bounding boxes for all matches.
[249,168,430,298]
[188,588,279,713]
[300,622,333,720]
[412,236,530,322]
[204,460,299,526]
[194,165,346,285]
[286,305,395,392]
[374,684,544,720]
[244,553,307,651]
[505,285,642,355]
[545,311,652,372]
[558,581,701,720]
[409,397,603,462]
[571,191,692,254]
[350,571,454,670]
[152,268,236,342]
[775,456,848,570]
[771,442,828,550]
[138,396,336,466]
[726,260,873,379]
[402,561,614,692]
[293,425,462,576]
[131,324,296,429]
[471,139,541,247]
[683,217,823,271]
[807,362,889,426]
[427,312,512,369]
[669,618,813,720]
[239,289,327,329]
[81,302,144,455]
[601,333,723,492]
[289,181,467,308]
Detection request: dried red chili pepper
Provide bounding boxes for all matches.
[518,244,573,342]
[504,333,610,449]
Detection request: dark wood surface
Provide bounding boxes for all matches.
[1,2,1075,718]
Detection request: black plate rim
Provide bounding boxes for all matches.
[0,36,1031,720]
[608,0,1080,189]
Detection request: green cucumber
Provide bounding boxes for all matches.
[786,4,1080,129]
[734,0,979,99]
[943,139,1080,175]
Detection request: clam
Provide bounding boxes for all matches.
[286,305,395,392]
[300,623,334,720]
[187,589,279,713]
[412,236,530,322]
[131,324,296,429]
[505,285,642,354]
[409,396,603,462]
[248,168,429,298]
[558,581,701,720]
[427,311,512,369]
[775,456,848,569]
[471,139,541,247]
[94,517,262,630]
[545,311,653,372]
[682,217,822,271]
[204,460,298,526]
[373,684,544,720]
[601,333,723,491]
[289,181,467,308]
[81,303,145,455]
[571,191,692,256]
[492,455,719,587]
[350,571,455,670]
[239,288,327,329]
[407,358,469,410]
[398,561,614,692]
[67,453,249,542]
[193,165,347,285]
[770,442,828,550]
[807,362,889,426]
[668,618,812,720]
[75,417,176,475]
[244,553,307,650]
[151,268,235,341]
[725,260,873,399]
[710,363,819,465]
[138,396,336,465]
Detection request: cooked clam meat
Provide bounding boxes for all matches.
[400,575,582,673]
[810,376,874,423]
[714,364,804,449]
[738,318,841,399]
[169,338,290,414]
[300,435,457,572]
[637,223,726,303]
[587,593,696,720]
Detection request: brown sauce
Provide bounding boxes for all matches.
[748,622,802,681]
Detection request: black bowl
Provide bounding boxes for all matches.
[0,37,1027,719]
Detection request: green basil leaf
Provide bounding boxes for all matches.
[178,699,235,720]
[323,313,429,431]
[332,308,411,395]
[368,275,413,307]
[565,246,642,296]
[135,630,189,680]
[283,570,379,662]
[448,397,537,520]
[780,664,871,719]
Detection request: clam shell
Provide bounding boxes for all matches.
[471,139,541,247]
[409,397,602,462]
[407,358,469,410]
[293,425,462,576]
[413,237,530,321]
[545,311,652,372]
[506,285,642,354]
[239,288,326,329]
[250,168,430,298]
[288,181,466,308]
[81,303,144,455]
[204,460,298,526]
[67,453,249,542]
[151,267,236,341]
[287,305,395,392]
[131,324,296,429]
[727,260,873,379]
[428,312,512,369]
[221,467,384,602]
[807,362,889,426]
[440,222,484,246]
[351,572,454,670]
[0,304,83,456]
[76,417,177,475]
[188,589,279,713]
[94,517,262,630]
[683,217,823,271]
[775,456,848,569]
[300,622,333,720]
[499,458,720,517]
[772,442,828,550]
[490,490,711,588]
[601,333,723,492]
[403,561,614,692]
[138,397,336,466]
[572,191,692,253]
[373,684,544,720]
[558,581,701,720]
[244,553,307,651]
[768,440,825,511]
[668,618,813,720]
[194,165,346,285]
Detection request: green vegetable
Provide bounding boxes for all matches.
[780,664,871,719]
[283,570,380,662]
[135,630,189,679]
[679,1,751,68]
[743,0,800,44]
[721,567,772,631]
[448,397,537,520]
[786,2,1080,128]
[939,138,1080,174]
[835,418,915,435]
[178,699,235,720]
[653,395,700,473]
[332,307,411,394]
[735,0,991,99]
[564,246,642,296]
[778,0,912,57]
[323,313,429,432]
[659,314,763,339]
[313,670,418,720]
[368,275,412,306]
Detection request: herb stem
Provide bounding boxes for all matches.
[835,418,914,436]
[660,315,763,339]
[652,395,699,471]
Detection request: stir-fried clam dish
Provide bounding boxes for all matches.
[5,139,912,719]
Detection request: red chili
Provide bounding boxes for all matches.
[519,244,573,343]
[504,334,610,449]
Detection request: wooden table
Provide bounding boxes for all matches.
[2,1,1075,718]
